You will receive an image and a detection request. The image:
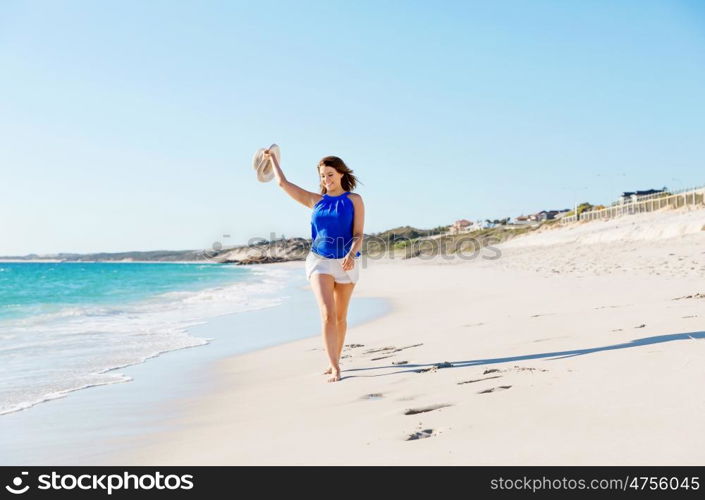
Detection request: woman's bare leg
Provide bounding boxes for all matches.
[309,273,341,382]
[323,281,356,374]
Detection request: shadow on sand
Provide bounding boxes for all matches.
[340,331,705,379]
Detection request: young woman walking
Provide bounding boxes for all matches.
[264,150,365,382]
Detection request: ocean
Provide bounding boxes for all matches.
[0,261,291,416]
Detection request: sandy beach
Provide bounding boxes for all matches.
[100,207,705,465]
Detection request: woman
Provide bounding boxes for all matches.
[263,150,364,382]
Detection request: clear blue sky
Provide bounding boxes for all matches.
[1,0,703,255]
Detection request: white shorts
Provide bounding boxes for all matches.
[305,251,360,284]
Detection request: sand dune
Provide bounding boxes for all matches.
[505,206,705,247]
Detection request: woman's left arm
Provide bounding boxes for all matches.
[347,194,365,259]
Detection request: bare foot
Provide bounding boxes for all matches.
[327,368,341,382]
[323,361,341,375]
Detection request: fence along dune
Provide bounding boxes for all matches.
[561,185,705,224]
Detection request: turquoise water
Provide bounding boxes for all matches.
[0,262,250,321]
[0,261,294,416]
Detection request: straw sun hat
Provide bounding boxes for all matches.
[252,144,280,182]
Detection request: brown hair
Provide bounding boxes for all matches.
[317,156,361,194]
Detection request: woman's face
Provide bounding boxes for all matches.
[319,166,343,191]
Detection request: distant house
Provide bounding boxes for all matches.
[619,188,666,205]
[537,209,571,221]
[449,219,473,234]
[515,209,570,223]
[553,209,572,219]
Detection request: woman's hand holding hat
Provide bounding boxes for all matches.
[252,144,280,182]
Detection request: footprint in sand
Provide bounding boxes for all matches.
[478,385,512,394]
[406,428,437,441]
[404,403,452,415]
[510,366,547,373]
[458,375,502,385]
[364,343,424,356]
[460,366,546,385]
[361,393,384,400]
[532,336,569,343]
[673,293,705,300]
[364,346,396,354]
[416,361,453,373]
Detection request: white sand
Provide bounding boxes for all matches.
[107,207,705,465]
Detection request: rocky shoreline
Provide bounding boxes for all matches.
[210,237,311,265]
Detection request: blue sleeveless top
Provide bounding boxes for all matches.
[311,191,362,259]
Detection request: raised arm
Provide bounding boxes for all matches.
[264,150,321,209]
